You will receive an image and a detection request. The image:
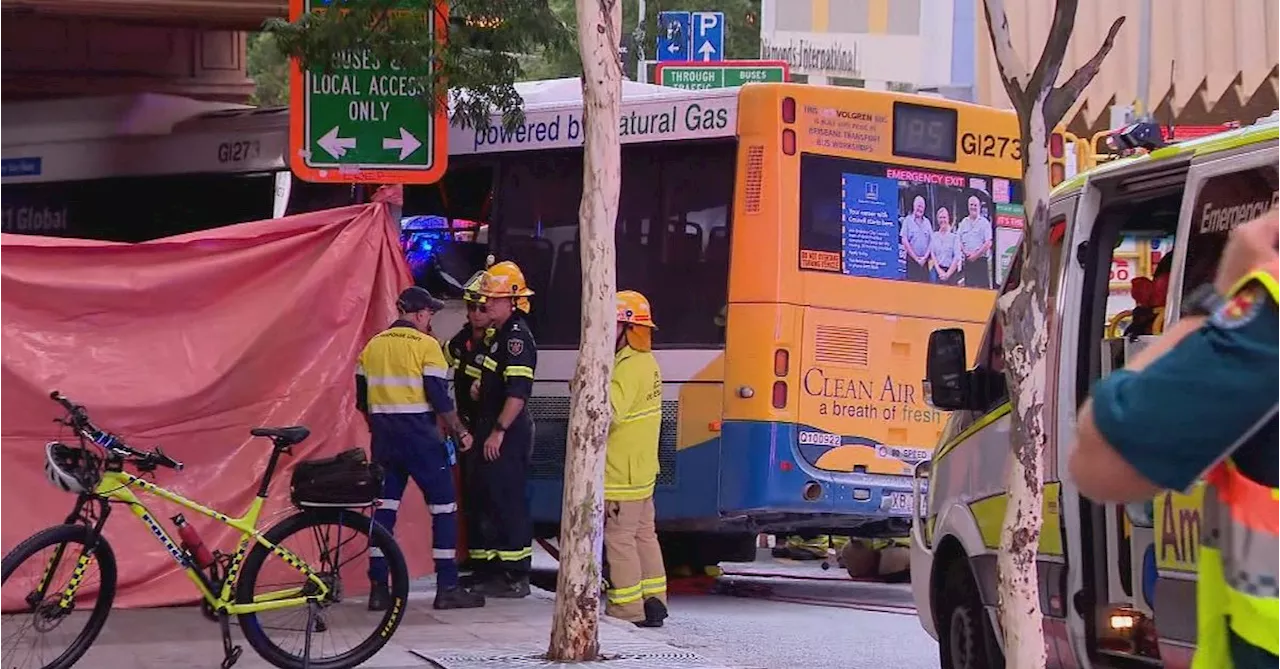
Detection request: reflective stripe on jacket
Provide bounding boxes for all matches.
[1193,265,1279,668]
[357,325,449,414]
[605,346,662,502]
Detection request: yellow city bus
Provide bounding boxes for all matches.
[712,84,1030,542]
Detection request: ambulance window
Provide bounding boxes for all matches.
[986,241,1023,376]
[1179,165,1279,310]
[982,218,1065,380]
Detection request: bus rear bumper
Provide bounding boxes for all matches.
[718,420,925,532]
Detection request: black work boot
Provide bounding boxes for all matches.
[478,572,530,599]
[460,570,494,590]
[367,581,392,612]
[434,585,486,610]
[633,597,669,628]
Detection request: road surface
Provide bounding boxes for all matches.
[535,546,941,669]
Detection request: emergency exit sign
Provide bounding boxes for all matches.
[656,60,789,90]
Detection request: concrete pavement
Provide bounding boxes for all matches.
[67,579,739,669]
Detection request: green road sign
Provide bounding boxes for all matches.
[655,60,790,91]
[289,0,447,183]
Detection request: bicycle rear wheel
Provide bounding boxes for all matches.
[2,524,118,669]
[235,508,409,669]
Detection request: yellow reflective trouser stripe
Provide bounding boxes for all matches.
[607,583,643,605]
[504,365,534,379]
[618,405,661,423]
[640,576,667,595]
[468,547,533,562]
[464,365,483,379]
[496,547,533,562]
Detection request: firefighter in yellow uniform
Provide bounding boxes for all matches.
[1071,211,1278,668]
[604,290,669,628]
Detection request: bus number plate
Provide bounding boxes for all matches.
[960,133,1022,161]
[885,491,914,513]
[218,140,262,163]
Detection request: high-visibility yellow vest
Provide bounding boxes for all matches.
[1192,264,1279,668]
[605,346,662,502]
[356,324,449,414]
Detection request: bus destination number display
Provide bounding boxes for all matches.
[218,140,262,164]
[891,102,958,163]
[960,133,1022,161]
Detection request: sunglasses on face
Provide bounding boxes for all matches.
[467,303,488,313]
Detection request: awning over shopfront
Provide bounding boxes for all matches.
[1,0,284,30]
[974,0,1279,133]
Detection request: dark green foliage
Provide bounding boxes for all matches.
[528,0,761,80]
[263,0,573,129]
[258,0,760,128]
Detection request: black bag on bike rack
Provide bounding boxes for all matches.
[289,448,383,509]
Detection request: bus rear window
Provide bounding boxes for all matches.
[797,153,1024,290]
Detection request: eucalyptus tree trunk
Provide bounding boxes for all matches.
[546,0,622,661]
[980,1,1124,666]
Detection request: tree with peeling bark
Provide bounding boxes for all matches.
[269,0,623,661]
[544,0,622,662]
[979,0,1124,667]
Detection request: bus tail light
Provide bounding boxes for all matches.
[782,129,796,155]
[771,381,788,408]
[1050,132,1065,159]
[773,348,790,377]
[1051,162,1066,186]
[782,96,796,124]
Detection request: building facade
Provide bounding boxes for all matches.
[760,0,1280,132]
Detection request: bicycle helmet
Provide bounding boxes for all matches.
[45,441,100,494]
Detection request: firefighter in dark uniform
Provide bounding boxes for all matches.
[443,271,493,579]
[355,286,485,611]
[464,260,538,598]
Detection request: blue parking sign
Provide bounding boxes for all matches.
[656,11,692,62]
[691,11,725,62]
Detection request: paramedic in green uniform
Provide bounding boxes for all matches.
[1070,212,1279,669]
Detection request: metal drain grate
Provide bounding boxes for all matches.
[411,646,737,668]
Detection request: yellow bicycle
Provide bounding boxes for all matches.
[1,392,409,669]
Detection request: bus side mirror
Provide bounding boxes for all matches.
[430,241,489,298]
[925,329,970,411]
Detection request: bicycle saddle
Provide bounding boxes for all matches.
[249,426,311,446]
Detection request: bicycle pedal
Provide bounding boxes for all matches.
[220,645,242,669]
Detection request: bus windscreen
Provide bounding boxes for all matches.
[797,154,1025,290]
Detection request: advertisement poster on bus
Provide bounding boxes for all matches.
[993,203,1024,286]
[799,156,1024,292]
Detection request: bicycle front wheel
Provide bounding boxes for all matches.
[236,508,409,669]
[2,524,118,669]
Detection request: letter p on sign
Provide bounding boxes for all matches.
[699,13,718,32]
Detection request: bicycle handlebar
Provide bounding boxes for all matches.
[49,390,184,471]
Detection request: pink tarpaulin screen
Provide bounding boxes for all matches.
[1,200,438,608]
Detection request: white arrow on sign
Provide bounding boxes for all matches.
[317,126,357,159]
[697,41,716,61]
[382,127,422,161]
